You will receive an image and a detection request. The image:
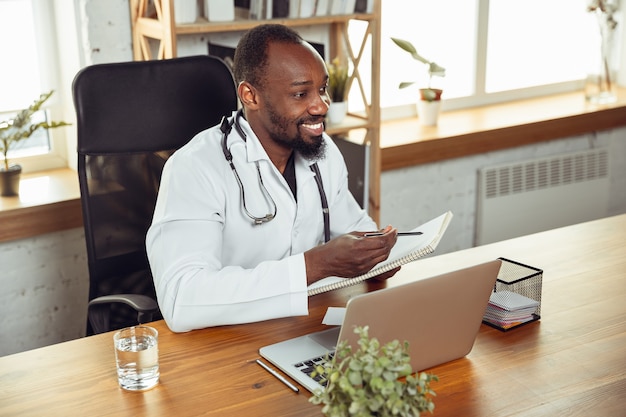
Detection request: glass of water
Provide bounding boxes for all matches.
[113,325,159,391]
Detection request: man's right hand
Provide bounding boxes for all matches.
[304,226,397,286]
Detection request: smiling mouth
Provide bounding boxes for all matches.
[301,121,325,136]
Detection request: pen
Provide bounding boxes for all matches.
[256,359,299,393]
[364,231,423,237]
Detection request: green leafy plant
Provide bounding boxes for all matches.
[327,57,350,102]
[391,37,446,102]
[0,90,70,171]
[309,326,437,417]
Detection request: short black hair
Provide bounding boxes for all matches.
[233,24,303,89]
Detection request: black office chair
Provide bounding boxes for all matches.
[72,55,238,335]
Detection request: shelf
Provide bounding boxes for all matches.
[169,14,376,35]
[129,0,382,220]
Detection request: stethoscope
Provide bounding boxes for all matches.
[220,110,330,243]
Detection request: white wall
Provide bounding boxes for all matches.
[380,128,626,255]
[0,228,88,356]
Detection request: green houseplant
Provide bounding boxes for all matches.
[390,37,446,102]
[0,90,70,196]
[391,37,446,126]
[327,56,350,103]
[310,326,437,417]
[326,57,350,125]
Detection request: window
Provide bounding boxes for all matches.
[378,0,620,117]
[0,0,66,172]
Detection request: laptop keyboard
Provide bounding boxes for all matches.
[294,351,335,386]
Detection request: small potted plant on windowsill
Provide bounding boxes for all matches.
[391,37,446,126]
[0,90,70,196]
[310,326,438,417]
[326,56,350,125]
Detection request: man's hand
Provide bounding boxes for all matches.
[304,226,398,286]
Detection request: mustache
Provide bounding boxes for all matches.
[299,116,326,125]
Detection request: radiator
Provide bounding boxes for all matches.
[475,149,610,245]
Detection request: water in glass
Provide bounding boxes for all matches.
[114,326,159,391]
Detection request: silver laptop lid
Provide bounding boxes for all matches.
[336,259,502,372]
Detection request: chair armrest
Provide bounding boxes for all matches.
[88,294,159,334]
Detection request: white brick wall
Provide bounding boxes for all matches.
[380,128,626,255]
[0,228,89,356]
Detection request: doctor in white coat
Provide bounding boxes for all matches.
[146,24,398,332]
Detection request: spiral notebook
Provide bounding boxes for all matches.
[307,211,453,296]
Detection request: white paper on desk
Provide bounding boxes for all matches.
[322,307,346,325]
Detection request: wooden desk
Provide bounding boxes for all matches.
[1,215,625,416]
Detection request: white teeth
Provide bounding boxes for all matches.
[303,122,323,129]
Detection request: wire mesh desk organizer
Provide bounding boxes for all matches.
[483,258,542,331]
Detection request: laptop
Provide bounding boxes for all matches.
[259,259,502,393]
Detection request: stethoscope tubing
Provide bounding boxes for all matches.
[219,110,330,242]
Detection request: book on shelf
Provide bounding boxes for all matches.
[329,0,344,15]
[249,0,266,19]
[328,0,357,14]
[344,0,356,14]
[307,211,454,296]
[354,0,373,13]
[300,0,315,17]
[235,0,351,19]
[353,0,366,13]
[272,0,290,17]
[205,0,235,22]
[289,0,301,17]
[315,0,329,15]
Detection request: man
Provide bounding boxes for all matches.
[146,24,398,332]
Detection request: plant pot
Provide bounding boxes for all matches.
[0,164,22,196]
[419,88,443,101]
[327,101,348,125]
[416,100,441,126]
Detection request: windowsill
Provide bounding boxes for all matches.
[0,168,82,242]
[2,88,626,242]
[380,87,626,170]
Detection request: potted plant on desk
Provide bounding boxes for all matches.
[326,57,350,125]
[391,37,446,126]
[0,90,70,196]
[310,326,437,417]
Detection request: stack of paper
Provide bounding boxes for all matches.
[483,290,539,329]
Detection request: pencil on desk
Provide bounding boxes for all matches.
[256,359,299,393]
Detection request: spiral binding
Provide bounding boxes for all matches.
[307,245,435,296]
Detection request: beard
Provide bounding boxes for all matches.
[265,103,327,161]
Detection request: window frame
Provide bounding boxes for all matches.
[378,0,624,121]
[0,0,68,173]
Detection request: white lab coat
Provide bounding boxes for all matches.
[146,111,376,332]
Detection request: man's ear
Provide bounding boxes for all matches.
[238,81,260,110]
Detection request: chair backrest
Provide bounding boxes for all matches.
[72,55,238,334]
